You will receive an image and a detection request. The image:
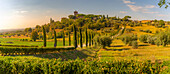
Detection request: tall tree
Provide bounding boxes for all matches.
[80,28,83,48]
[69,32,71,46]
[63,31,65,46]
[89,31,91,46]
[42,26,46,47]
[77,32,79,45]
[54,29,57,47]
[73,24,77,48]
[85,27,88,47]
[91,33,94,46]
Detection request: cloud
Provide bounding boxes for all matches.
[120,11,127,14]
[126,4,159,14]
[15,11,28,14]
[123,0,135,4]
[127,5,143,12]
[157,14,167,17]
[143,11,159,14]
[145,5,158,8]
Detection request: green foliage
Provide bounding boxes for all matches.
[140,29,152,33]
[73,24,77,48]
[156,32,169,47]
[85,27,88,47]
[79,29,83,48]
[94,35,112,48]
[42,26,47,47]
[63,31,65,46]
[54,30,57,47]
[24,28,32,33]
[147,36,156,45]
[0,47,75,56]
[68,32,71,46]
[132,41,138,49]
[139,35,149,43]
[89,32,91,46]
[121,34,137,46]
[0,57,163,74]
[31,31,38,41]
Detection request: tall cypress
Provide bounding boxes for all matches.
[91,33,93,46]
[42,26,46,47]
[54,29,57,47]
[63,31,65,46]
[80,28,83,48]
[73,24,77,48]
[85,27,88,47]
[89,32,91,46]
[77,32,79,45]
[69,32,71,46]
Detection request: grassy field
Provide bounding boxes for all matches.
[98,39,170,61]
[0,38,72,47]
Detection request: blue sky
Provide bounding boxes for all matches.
[0,0,169,30]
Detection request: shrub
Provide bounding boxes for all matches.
[121,34,137,46]
[139,35,149,43]
[126,28,135,32]
[147,36,156,45]
[0,47,75,56]
[132,41,138,49]
[94,35,112,48]
[31,31,39,41]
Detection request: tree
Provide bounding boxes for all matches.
[31,31,38,41]
[85,27,88,47]
[73,24,77,48]
[68,15,76,19]
[68,32,71,46]
[132,41,138,49]
[158,0,169,8]
[159,20,165,28]
[92,33,94,46]
[89,32,91,46]
[63,31,65,46]
[42,26,47,47]
[94,35,112,48]
[54,29,57,47]
[79,28,83,48]
[139,35,149,43]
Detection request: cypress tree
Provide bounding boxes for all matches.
[80,28,83,48]
[89,32,91,46]
[63,31,65,46]
[85,27,88,47]
[77,32,79,45]
[42,26,46,47]
[69,32,71,46]
[91,33,93,46]
[54,29,57,47]
[73,24,77,48]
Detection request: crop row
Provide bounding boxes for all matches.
[0,57,164,74]
[0,47,75,56]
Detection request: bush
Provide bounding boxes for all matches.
[132,41,138,49]
[147,36,156,45]
[126,28,135,32]
[121,34,137,46]
[0,47,75,56]
[94,35,112,48]
[139,35,149,43]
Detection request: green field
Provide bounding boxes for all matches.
[0,38,71,47]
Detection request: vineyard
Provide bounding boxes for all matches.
[0,56,166,74]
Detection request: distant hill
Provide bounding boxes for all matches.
[0,29,24,33]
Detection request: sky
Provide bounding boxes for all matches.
[0,0,169,30]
